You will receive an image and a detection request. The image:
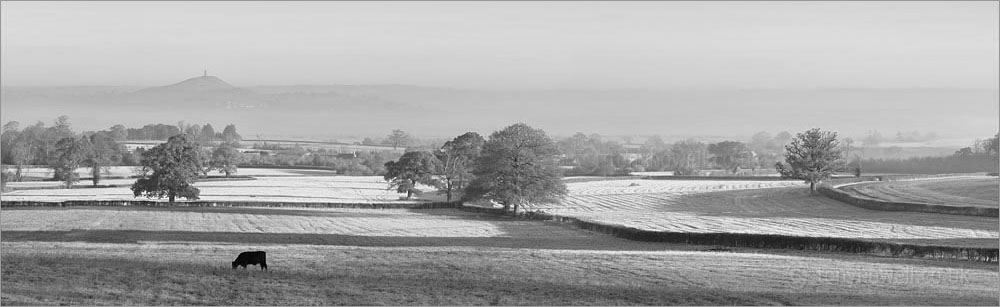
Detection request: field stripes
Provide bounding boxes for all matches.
[841,177,999,208]
[532,180,999,247]
[0,208,505,238]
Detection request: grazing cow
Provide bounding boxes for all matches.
[232,251,268,271]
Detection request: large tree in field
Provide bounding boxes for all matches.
[434,132,485,201]
[775,128,845,194]
[83,133,123,186]
[708,141,751,174]
[131,134,204,203]
[383,151,439,200]
[671,139,707,176]
[210,141,243,177]
[466,123,567,215]
[222,124,242,142]
[200,124,217,142]
[51,136,91,188]
[385,129,410,150]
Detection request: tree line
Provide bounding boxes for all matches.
[0,116,245,188]
[854,134,999,174]
[555,131,794,176]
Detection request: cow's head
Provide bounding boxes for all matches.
[232,261,238,269]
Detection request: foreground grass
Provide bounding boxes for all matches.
[2,242,997,305]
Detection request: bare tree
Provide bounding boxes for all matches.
[385,129,410,150]
[775,128,845,194]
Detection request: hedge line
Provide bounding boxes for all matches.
[458,205,509,215]
[817,183,998,217]
[459,205,998,263]
[0,200,462,210]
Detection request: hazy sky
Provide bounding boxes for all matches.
[2,1,997,89]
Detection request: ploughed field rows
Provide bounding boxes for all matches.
[530,180,998,248]
[839,177,999,208]
[0,176,439,203]
[2,241,996,305]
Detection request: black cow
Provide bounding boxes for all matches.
[232,251,268,271]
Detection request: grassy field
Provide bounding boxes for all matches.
[2,207,997,305]
[528,180,999,248]
[840,177,999,208]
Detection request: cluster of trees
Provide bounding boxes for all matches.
[555,133,635,176]
[129,134,244,202]
[1,116,135,185]
[860,130,939,147]
[383,124,567,215]
[125,122,241,142]
[0,116,245,189]
[554,131,795,177]
[243,146,399,176]
[856,133,999,174]
[127,134,246,202]
[176,122,242,142]
[241,129,446,175]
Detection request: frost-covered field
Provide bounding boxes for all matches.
[4,172,997,248]
[530,180,999,247]
[839,177,999,208]
[1,176,440,203]
[0,207,508,237]
[4,178,139,189]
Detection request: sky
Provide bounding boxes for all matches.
[2,1,998,90]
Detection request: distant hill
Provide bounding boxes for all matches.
[134,75,237,94]
[120,75,264,109]
[1,75,996,144]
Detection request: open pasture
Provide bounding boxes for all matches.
[2,206,997,305]
[529,180,999,248]
[839,177,999,208]
[1,176,438,203]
